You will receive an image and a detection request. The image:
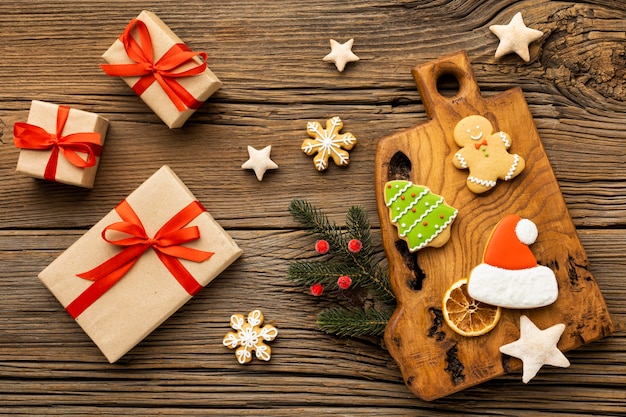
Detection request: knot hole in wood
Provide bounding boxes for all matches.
[394,239,426,291]
[435,72,461,99]
[387,151,411,181]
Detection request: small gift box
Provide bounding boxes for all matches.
[13,100,109,188]
[39,166,243,362]
[101,10,222,128]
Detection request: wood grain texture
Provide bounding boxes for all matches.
[375,51,613,400]
[0,0,624,414]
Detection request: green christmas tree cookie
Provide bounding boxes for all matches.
[384,180,458,252]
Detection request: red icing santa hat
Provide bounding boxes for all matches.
[483,214,539,270]
[469,214,558,309]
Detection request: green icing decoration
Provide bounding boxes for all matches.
[384,180,458,252]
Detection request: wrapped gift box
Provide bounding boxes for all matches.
[14,100,109,188]
[39,166,242,362]
[101,10,222,128]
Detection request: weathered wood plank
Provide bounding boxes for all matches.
[2,109,626,229]
[0,0,624,413]
[0,229,623,414]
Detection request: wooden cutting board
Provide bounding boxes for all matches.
[374,51,614,401]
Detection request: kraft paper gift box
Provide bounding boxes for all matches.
[39,166,243,363]
[14,100,109,188]
[101,10,222,128]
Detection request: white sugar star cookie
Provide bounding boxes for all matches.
[499,315,570,383]
[241,145,278,181]
[490,12,543,62]
[323,39,360,72]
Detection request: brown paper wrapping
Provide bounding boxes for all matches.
[101,10,222,128]
[39,166,243,363]
[15,100,109,188]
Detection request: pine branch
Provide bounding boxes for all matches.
[317,307,392,338]
[288,261,364,287]
[288,198,396,339]
[346,205,372,255]
[289,199,346,253]
[369,264,395,304]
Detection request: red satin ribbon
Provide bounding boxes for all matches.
[474,139,488,150]
[101,18,208,112]
[66,199,214,319]
[13,106,102,181]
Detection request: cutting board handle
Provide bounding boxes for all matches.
[412,51,484,121]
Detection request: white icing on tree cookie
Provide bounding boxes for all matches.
[384,180,458,252]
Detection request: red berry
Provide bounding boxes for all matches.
[315,239,330,254]
[310,283,324,296]
[337,275,352,289]
[347,239,362,253]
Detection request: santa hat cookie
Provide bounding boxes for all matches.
[467,214,558,309]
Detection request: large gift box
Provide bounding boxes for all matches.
[101,10,222,128]
[13,100,109,188]
[39,166,243,362]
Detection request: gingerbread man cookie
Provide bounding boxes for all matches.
[452,115,525,193]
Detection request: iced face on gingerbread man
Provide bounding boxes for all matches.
[452,115,525,193]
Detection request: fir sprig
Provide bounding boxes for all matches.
[288,261,365,287]
[288,198,396,339]
[288,199,345,253]
[317,306,392,338]
[346,205,373,257]
[288,199,394,303]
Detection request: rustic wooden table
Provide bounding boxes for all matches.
[1,0,624,415]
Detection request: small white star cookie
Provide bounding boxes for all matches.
[323,39,360,72]
[499,315,570,383]
[490,12,543,62]
[241,145,278,181]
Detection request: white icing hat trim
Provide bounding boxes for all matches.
[467,263,558,309]
[516,218,538,245]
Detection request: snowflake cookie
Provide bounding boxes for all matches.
[223,309,278,364]
[301,116,357,171]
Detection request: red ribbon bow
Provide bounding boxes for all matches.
[66,199,214,319]
[474,139,488,150]
[101,18,208,112]
[13,105,102,181]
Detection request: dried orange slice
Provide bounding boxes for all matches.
[442,278,501,337]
